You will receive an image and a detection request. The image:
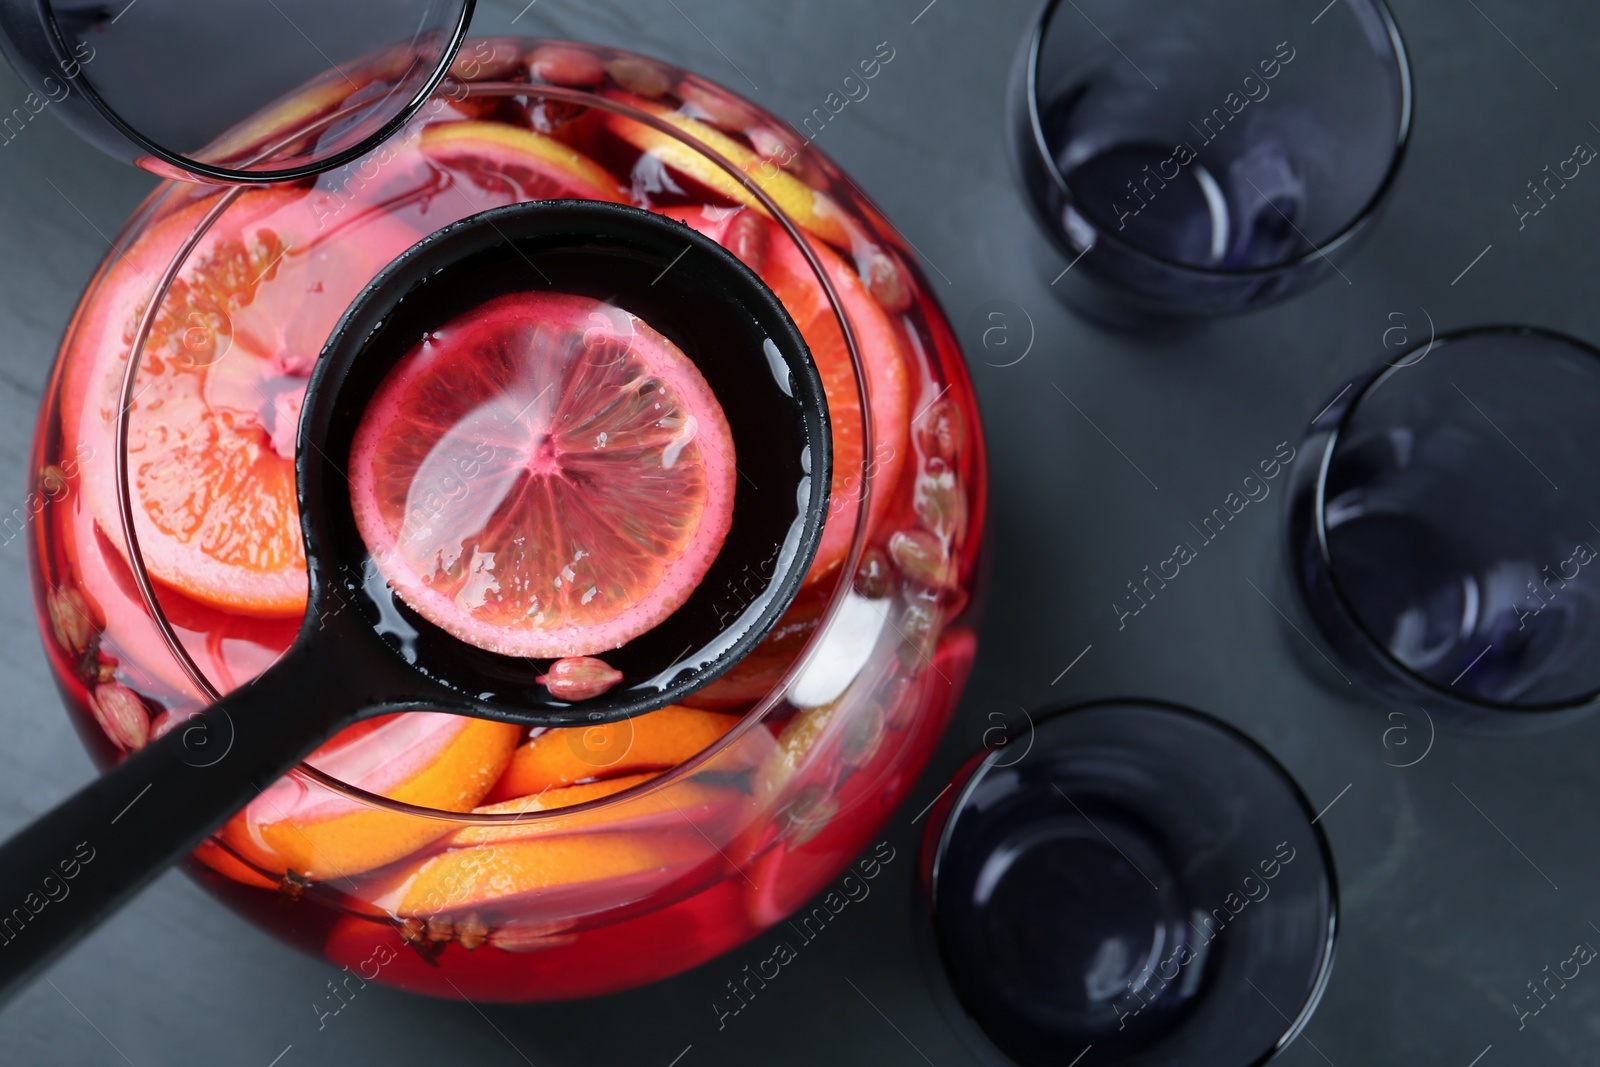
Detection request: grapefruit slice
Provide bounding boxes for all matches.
[348,292,737,659]
[419,121,627,204]
[485,704,740,801]
[662,206,910,585]
[219,714,521,879]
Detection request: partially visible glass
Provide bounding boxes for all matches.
[1289,327,1600,732]
[1006,0,1411,322]
[0,0,472,181]
[919,701,1337,1067]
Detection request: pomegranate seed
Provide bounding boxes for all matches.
[897,588,944,670]
[853,545,894,599]
[537,656,624,701]
[779,784,838,847]
[605,57,671,97]
[89,682,150,751]
[864,251,911,312]
[455,912,489,950]
[888,529,955,590]
[47,586,96,655]
[915,398,965,464]
[528,46,604,87]
[450,40,521,82]
[677,80,758,130]
[149,710,180,741]
[914,459,967,543]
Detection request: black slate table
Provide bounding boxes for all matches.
[1,1,1597,1064]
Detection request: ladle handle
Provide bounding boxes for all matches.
[0,638,371,1006]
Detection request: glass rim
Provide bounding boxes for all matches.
[1021,0,1414,279]
[105,75,897,824]
[41,0,476,184]
[926,697,1340,1067]
[1311,324,1600,715]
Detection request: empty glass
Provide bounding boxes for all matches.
[1007,0,1411,320]
[1289,327,1600,730]
[0,0,472,180]
[920,700,1337,1067]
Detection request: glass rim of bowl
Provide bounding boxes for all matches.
[1018,0,1414,279]
[1311,323,1600,715]
[101,72,955,825]
[924,697,1341,1067]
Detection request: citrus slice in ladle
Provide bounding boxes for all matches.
[349,292,738,659]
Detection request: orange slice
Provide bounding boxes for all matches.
[220,715,521,879]
[377,834,700,916]
[73,186,424,617]
[487,704,739,800]
[453,772,737,845]
[663,206,911,585]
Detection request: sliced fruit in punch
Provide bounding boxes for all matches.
[349,291,739,660]
[487,704,741,800]
[221,714,522,879]
[420,121,628,204]
[663,205,911,586]
[69,123,631,624]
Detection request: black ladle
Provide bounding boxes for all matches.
[0,200,829,1005]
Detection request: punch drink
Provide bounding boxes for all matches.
[28,39,983,999]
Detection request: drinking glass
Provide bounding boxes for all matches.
[1006,0,1411,321]
[920,700,1337,1067]
[1289,327,1600,730]
[0,0,473,180]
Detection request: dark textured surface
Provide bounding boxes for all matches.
[1,1,1598,1064]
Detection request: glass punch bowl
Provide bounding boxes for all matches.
[28,38,984,1000]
